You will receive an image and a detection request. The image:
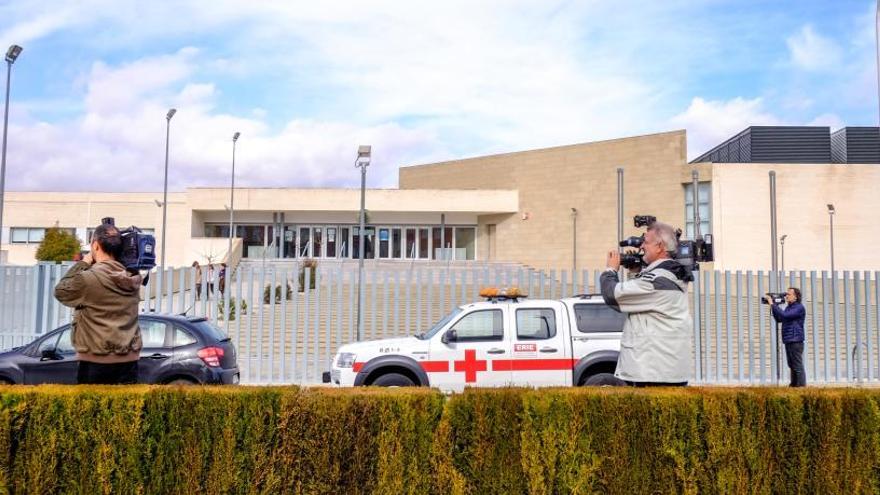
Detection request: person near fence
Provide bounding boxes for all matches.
[54,223,143,384]
[601,221,693,387]
[218,263,227,295]
[765,287,806,387]
[192,261,202,300]
[207,264,216,297]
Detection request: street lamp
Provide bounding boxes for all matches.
[355,145,371,341]
[160,108,176,271]
[570,207,577,276]
[779,234,787,272]
[0,44,22,259]
[227,132,240,261]
[827,204,835,274]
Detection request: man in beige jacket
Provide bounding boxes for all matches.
[55,223,143,384]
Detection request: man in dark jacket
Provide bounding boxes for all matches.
[765,287,806,387]
[55,223,143,384]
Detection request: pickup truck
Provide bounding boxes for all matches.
[323,289,625,392]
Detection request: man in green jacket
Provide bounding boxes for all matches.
[55,223,143,384]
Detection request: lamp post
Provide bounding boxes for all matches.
[355,145,371,341]
[227,132,240,260]
[0,44,22,257]
[779,234,787,272]
[159,108,176,272]
[827,204,835,274]
[570,207,577,276]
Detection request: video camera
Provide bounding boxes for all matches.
[100,217,156,273]
[760,293,786,305]
[618,215,714,274]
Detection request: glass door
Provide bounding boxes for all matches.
[418,228,430,259]
[392,228,402,259]
[326,227,337,258]
[379,228,390,258]
[283,225,297,258]
[405,228,416,259]
[313,227,324,258]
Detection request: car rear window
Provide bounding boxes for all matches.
[574,304,625,333]
[190,320,228,342]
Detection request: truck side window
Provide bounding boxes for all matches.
[451,309,504,342]
[516,308,556,340]
[574,304,625,333]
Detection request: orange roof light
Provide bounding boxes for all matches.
[479,287,526,299]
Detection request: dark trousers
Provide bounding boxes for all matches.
[77,360,139,385]
[785,342,806,387]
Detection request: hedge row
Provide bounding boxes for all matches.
[0,386,878,494]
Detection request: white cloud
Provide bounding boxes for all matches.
[807,113,845,130]
[2,49,443,192]
[670,97,782,160]
[786,24,842,71]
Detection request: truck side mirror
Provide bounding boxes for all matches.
[441,329,458,345]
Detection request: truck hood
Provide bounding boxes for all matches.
[337,336,425,355]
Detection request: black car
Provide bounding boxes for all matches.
[0,314,239,385]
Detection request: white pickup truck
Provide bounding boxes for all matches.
[323,289,625,392]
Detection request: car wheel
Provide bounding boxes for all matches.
[370,372,416,387]
[168,378,198,386]
[583,373,627,387]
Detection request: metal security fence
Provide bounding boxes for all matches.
[1,262,878,386]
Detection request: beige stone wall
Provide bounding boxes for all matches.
[706,163,880,272]
[399,131,689,272]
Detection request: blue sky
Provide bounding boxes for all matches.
[0,0,877,192]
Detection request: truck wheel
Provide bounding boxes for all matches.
[371,372,416,387]
[583,373,626,387]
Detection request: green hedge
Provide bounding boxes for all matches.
[0,386,878,494]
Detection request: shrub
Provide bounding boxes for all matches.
[0,387,878,494]
[216,298,248,321]
[298,259,318,292]
[35,226,81,262]
[263,283,293,304]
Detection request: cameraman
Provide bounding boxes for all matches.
[601,222,692,386]
[54,223,143,384]
[765,288,806,387]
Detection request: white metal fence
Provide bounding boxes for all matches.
[1,262,878,386]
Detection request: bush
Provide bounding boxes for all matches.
[35,226,81,262]
[216,298,248,321]
[263,283,293,304]
[298,259,318,292]
[0,387,879,493]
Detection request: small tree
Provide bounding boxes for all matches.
[36,227,80,262]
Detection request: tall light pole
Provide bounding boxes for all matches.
[355,145,371,341]
[227,132,240,260]
[827,204,835,274]
[160,108,176,271]
[779,234,787,272]
[0,44,22,259]
[570,207,577,276]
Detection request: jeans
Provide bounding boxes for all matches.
[77,360,139,385]
[785,342,806,387]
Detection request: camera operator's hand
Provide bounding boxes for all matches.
[764,294,773,305]
[81,253,95,265]
[606,250,620,271]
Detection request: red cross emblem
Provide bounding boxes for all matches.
[453,349,487,383]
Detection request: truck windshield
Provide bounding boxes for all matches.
[416,308,463,340]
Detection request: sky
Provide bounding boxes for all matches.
[0,0,877,192]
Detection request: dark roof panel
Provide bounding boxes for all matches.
[830,127,880,164]
[691,126,832,164]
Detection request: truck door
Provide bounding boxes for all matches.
[429,306,512,392]
[509,302,572,387]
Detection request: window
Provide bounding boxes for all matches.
[516,308,557,340]
[56,329,75,353]
[174,328,198,346]
[574,304,626,333]
[451,309,504,341]
[37,332,61,353]
[684,182,711,239]
[140,320,168,347]
[10,227,45,244]
[455,227,476,260]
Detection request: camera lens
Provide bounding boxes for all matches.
[619,235,644,248]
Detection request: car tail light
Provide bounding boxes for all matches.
[197,346,225,367]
